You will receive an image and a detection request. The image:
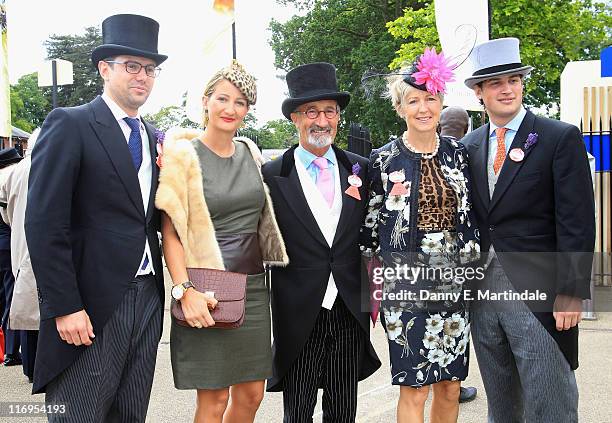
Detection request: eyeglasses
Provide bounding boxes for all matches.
[104,60,162,78]
[294,107,339,119]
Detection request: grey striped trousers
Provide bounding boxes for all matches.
[471,261,578,423]
[45,275,162,423]
[282,297,364,423]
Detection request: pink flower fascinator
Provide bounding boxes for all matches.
[410,47,455,95]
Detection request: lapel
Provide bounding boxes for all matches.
[275,146,328,248]
[331,145,359,247]
[489,110,537,212]
[88,96,144,216]
[468,125,491,211]
[143,120,159,223]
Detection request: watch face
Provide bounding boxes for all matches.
[171,285,184,300]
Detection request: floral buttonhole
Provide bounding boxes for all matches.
[345,162,362,200]
[524,132,538,150]
[155,129,165,168]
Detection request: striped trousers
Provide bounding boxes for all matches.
[283,297,364,423]
[471,261,578,423]
[45,275,162,423]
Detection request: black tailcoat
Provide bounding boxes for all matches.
[461,110,595,369]
[26,96,164,393]
[262,145,381,391]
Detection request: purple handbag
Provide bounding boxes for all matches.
[171,268,247,329]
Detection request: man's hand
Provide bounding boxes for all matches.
[553,295,583,331]
[55,310,95,346]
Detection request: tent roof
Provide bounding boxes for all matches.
[11,126,31,139]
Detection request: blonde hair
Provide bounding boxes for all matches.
[202,74,225,127]
[202,60,257,127]
[385,69,444,117]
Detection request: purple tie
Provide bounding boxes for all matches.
[313,157,334,207]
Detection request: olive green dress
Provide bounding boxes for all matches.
[170,139,273,389]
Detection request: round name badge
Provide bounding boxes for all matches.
[389,171,405,183]
[348,175,363,187]
[509,148,525,162]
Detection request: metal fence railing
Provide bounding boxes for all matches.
[347,122,372,159]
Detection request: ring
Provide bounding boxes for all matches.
[194,322,202,328]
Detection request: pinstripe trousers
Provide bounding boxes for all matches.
[471,261,578,423]
[282,297,364,423]
[45,275,162,423]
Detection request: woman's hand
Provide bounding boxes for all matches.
[180,288,219,328]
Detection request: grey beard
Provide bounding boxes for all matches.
[307,132,333,148]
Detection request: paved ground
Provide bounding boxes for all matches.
[1,286,611,422]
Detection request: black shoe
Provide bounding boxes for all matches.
[459,386,477,403]
[3,355,23,366]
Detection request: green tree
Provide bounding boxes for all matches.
[240,114,296,149]
[269,0,420,146]
[258,119,298,149]
[143,106,199,131]
[388,0,611,115]
[10,90,32,132]
[143,91,199,131]
[10,73,50,132]
[44,26,104,107]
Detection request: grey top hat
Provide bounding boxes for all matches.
[281,63,350,120]
[91,14,168,68]
[464,38,533,89]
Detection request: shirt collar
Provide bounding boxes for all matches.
[101,92,142,128]
[489,106,526,136]
[295,144,337,169]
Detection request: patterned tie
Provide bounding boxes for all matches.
[313,157,334,207]
[493,127,508,175]
[124,117,143,171]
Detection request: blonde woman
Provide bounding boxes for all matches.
[156,61,288,423]
[361,49,480,423]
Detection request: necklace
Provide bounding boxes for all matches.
[403,132,440,159]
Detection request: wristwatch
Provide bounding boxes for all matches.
[171,281,195,301]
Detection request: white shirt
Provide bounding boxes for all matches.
[101,93,155,276]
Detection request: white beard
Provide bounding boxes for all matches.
[307,133,333,148]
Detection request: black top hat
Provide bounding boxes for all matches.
[281,63,350,120]
[91,14,168,68]
[0,147,22,168]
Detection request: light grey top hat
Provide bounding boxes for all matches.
[464,38,533,88]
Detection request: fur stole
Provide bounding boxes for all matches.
[155,127,289,269]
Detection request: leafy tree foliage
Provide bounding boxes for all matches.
[143,93,200,132]
[388,0,611,114]
[44,26,104,107]
[257,118,299,149]
[269,0,421,146]
[241,113,297,149]
[10,73,50,132]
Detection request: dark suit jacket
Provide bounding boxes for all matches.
[262,145,381,392]
[25,96,164,393]
[461,109,595,369]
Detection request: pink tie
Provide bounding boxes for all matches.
[313,157,334,207]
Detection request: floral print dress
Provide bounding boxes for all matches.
[361,136,480,387]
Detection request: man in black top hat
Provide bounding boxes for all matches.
[262,62,380,422]
[25,14,166,421]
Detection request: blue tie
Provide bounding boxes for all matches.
[123,117,143,171]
